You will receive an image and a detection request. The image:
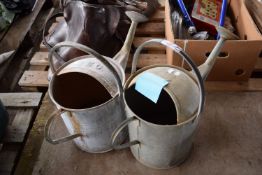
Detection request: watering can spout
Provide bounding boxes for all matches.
[114,0,160,70]
[113,11,148,70]
[197,26,239,80]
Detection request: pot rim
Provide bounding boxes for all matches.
[124,64,201,127]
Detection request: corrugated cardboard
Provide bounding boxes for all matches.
[165,0,262,81]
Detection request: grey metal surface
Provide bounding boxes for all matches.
[46,42,126,153]
[198,26,239,80]
[113,11,148,70]
[111,39,204,169]
[111,28,237,168]
[45,10,152,153]
[111,66,200,168]
[29,92,262,175]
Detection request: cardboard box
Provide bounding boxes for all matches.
[165,0,262,81]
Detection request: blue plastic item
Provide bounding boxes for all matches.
[135,72,169,103]
[176,0,196,34]
[217,0,227,39]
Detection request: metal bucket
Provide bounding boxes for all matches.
[45,43,126,153]
[111,39,205,169]
[44,10,153,153]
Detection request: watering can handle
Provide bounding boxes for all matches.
[48,41,123,95]
[44,110,82,144]
[111,116,140,150]
[42,12,64,51]
[131,39,205,115]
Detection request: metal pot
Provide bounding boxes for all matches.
[45,43,126,153]
[111,27,238,168]
[44,11,149,153]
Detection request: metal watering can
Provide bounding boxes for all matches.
[111,27,239,168]
[44,11,149,153]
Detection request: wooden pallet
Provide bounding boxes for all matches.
[0,93,42,175]
[18,5,167,90]
[18,1,262,92]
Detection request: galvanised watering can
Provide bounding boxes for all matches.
[45,43,127,153]
[111,27,239,168]
[44,11,152,153]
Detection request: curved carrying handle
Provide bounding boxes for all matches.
[49,41,123,95]
[42,12,64,50]
[44,110,82,144]
[42,12,65,71]
[111,116,140,150]
[131,39,205,116]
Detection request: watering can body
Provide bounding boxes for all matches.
[121,65,201,169]
[53,94,126,153]
[112,63,203,169]
[44,10,156,152]
[112,27,238,169]
[44,10,151,151]
[45,43,127,153]
[126,108,200,169]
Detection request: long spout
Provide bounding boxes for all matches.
[113,11,148,70]
[198,26,239,80]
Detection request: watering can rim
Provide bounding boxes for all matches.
[57,54,126,85]
[49,51,123,112]
[48,89,121,112]
[124,64,200,127]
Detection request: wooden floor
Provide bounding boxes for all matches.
[0,93,42,175]
[18,5,168,91]
[0,0,46,81]
[14,92,262,175]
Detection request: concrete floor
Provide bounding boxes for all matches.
[23,92,262,175]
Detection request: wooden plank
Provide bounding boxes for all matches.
[56,17,64,22]
[254,58,262,71]
[21,65,47,91]
[136,22,164,35]
[40,42,48,52]
[133,37,165,50]
[0,151,17,175]
[15,92,262,175]
[30,52,49,66]
[11,109,34,130]
[0,93,42,107]
[0,0,46,53]
[158,0,165,8]
[127,54,166,68]
[151,10,165,21]
[3,109,35,143]
[29,65,48,71]
[14,93,55,175]
[19,71,49,87]
[48,22,59,33]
